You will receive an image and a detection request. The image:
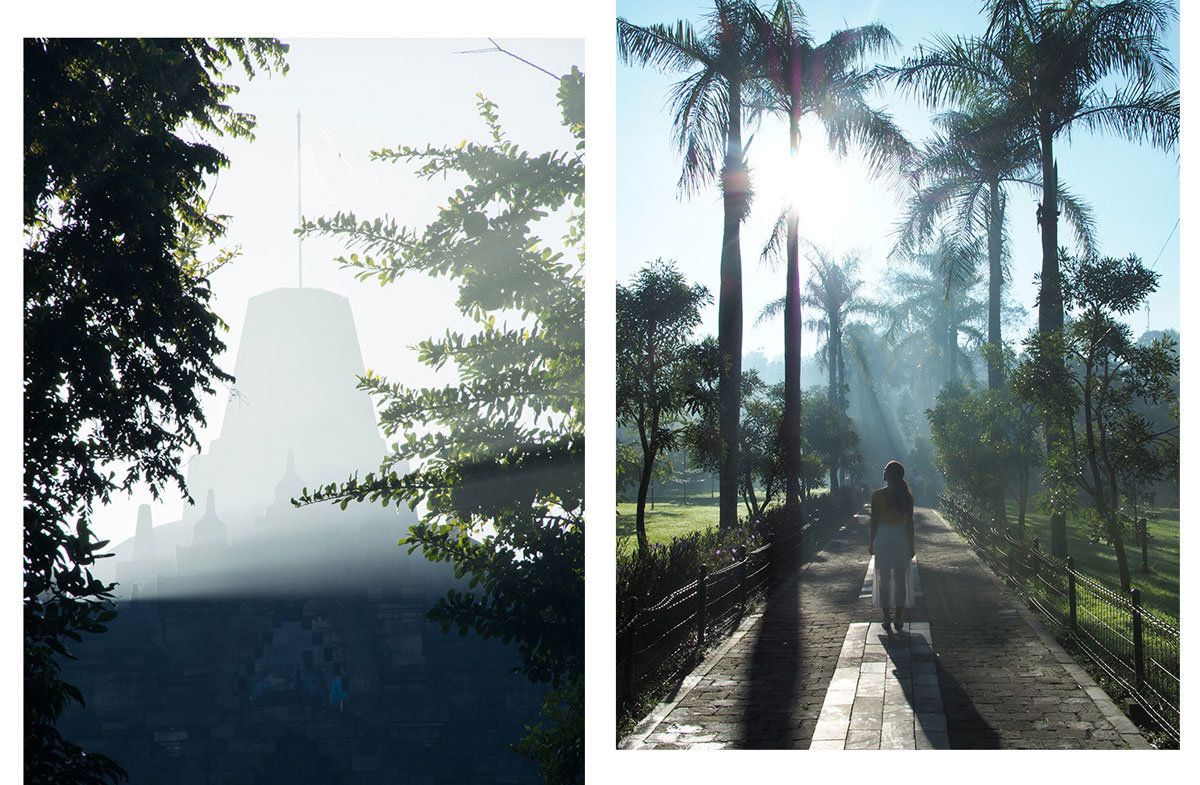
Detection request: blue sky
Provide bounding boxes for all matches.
[617,0,1182,360]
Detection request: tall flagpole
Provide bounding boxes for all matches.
[297,110,303,288]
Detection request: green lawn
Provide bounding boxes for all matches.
[616,497,721,547]
[1009,504,1179,625]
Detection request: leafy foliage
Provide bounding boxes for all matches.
[23,37,287,785]
[617,259,711,554]
[297,69,584,784]
[1014,253,1178,591]
[886,0,1178,337]
[928,381,1042,533]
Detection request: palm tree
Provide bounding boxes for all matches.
[882,233,988,407]
[888,0,1178,336]
[750,0,911,520]
[892,99,1096,390]
[759,246,871,494]
[619,0,762,530]
[887,0,1178,557]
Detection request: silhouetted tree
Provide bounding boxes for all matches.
[751,0,910,523]
[1013,253,1178,591]
[891,101,1095,390]
[24,37,288,785]
[619,0,762,530]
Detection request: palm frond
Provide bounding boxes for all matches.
[1074,86,1179,152]
[617,18,709,73]
[758,208,788,269]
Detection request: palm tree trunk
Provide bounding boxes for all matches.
[781,112,803,529]
[718,81,744,531]
[1038,121,1068,559]
[987,177,1003,391]
[1037,124,1062,334]
[826,329,841,496]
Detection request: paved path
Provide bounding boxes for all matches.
[620,507,1149,750]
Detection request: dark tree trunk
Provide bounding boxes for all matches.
[1109,517,1133,593]
[782,114,802,530]
[635,452,654,556]
[827,338,840,496]
[718,83,744,531]
[987,177,1004,391]
[1038,121,1068,558]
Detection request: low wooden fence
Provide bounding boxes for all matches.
[939,493,1179,744]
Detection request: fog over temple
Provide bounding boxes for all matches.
[65,286,542,785]
[101,286,423,597]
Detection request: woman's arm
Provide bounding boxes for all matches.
[905,509,915,558]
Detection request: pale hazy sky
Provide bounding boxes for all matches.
[618,0,1182,360]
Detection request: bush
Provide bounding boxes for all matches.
[616,515,771,625]
[616,488,857,626]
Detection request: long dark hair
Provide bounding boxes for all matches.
[884,460,914,514]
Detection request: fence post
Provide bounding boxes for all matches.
[1066,556,1076,634]
[737,547,747,610]
[618,597,637,714]
[1029,537,1040,584]
[1006,526,1017,586]
[697,564,708,649]
[1131,588,1144,693]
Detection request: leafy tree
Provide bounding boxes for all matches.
[800,387,860,501]
[24,38,287,785]
[296,69,585,783]
[619,0,762,530]
[678,339,779,518]
[1013,253,1178,591]
[738,379,785,520]
[617,260,712,555]
[928,381,1042,536]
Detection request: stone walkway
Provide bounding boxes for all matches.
[620,507,1150,750]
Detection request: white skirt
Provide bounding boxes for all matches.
[872,524,915,609]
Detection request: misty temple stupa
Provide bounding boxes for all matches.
[60,287,543,785]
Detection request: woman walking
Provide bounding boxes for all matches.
[869,460,915,633]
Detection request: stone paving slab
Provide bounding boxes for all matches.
[812,622,949,750]
[620,508,1148,750]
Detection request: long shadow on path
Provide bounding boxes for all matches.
[736,523,867,748]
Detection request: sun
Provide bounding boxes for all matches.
[748,135,854,236]
[746,121,857,248]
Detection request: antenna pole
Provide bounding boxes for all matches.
[297,110,303,288]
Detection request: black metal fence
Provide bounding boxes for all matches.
[616,497,848,724]
[939,493,1180,744]
[616,541,771,719]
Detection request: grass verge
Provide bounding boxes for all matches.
[1011,505,1178,625]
